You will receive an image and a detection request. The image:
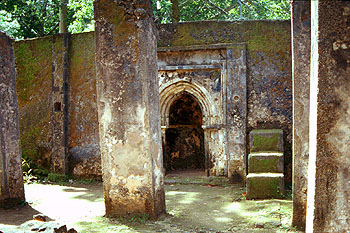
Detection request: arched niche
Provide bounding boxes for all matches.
[159,80,220,128]
[164,92,205,171]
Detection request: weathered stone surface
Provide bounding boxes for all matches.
[158,44,247,179]
[51,33,70,174]
[68,32,100,179]
[291,0,310,230]
[158,21,292,183]
[306,2,350,232]
[14,20,292,183]
[248,153,283,173]
[15,37,53,169]
[246,173,284,199]
[70,147,102,179]
[0,32,25,207]
[249,129,283,153]
[94,0,165,217]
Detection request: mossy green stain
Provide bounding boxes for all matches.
[251,133,280,153]
[248,176,283,199]
[70,32,95,72]
[15,43,39,101]
[14,37,52,103]
[158,21,290,54]
[248,155,281,173]
[15,37,52,169]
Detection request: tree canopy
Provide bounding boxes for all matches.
[0,0,94,39]
[153,0,290,23]
[0,0,290,40]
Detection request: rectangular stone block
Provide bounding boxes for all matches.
[246,173,284,199]
[248,152,284,173]
[249,129,283,153]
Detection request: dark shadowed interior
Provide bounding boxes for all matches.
[164,93,205,171]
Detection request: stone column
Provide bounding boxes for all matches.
[226,45,247,181]
[94,0,165,218]
[306,1,350,232]
[291,0,310,230]
[0,32,25,207]
[51,33,70,174]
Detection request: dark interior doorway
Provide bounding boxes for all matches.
[164,93,205,171]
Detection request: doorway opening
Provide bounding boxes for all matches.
[164,92,205,175]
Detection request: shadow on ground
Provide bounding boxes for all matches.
[0,205,41,226]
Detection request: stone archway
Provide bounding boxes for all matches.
[164,92,205,171]
[160,80,220,175]
[158,44,247,178]
[159,80,220,127]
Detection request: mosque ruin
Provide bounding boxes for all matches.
[1,0,350,232]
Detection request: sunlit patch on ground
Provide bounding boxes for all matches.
[0,179,301,233]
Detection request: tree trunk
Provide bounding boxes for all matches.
[59,0,68,33]
[171,0,180,22]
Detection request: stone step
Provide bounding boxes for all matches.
[246,173,284,199]
[249,129,284,153]
[248,152,284,173]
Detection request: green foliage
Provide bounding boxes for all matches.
[22,155,49,183]
[153,0,173,23]
[1,0,290,39]
[67,0,94,33]
[0,10,20,37]
[48,172,67,182]
[118,214,150,224]
[0,0,94,39]
[0,0,60,39]
[153,0,290,23]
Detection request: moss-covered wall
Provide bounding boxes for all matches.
[14,20,292,183]
[68,32,101,178]
[15,36,53,168]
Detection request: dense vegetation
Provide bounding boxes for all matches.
[0,0,94,39]
[1,0,290,40]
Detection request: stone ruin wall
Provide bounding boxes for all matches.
[0,32,25,206]
[14,20,292,184]
[15,32,100,178]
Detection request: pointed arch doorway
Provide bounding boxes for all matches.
[164,92,205,172]
[159,80,217,176]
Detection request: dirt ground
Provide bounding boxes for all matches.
[0,172,301,233]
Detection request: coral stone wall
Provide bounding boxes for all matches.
[15,37,53,168]
[14,20,292,182]
[68,32,101,178]
[157,21,292,184]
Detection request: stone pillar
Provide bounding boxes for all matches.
[94,0,165,218]
[306,1,350,232]
[226,45,247,181]
[51,33,70,174]
[291,0,310,230]
[0,32,25,207]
